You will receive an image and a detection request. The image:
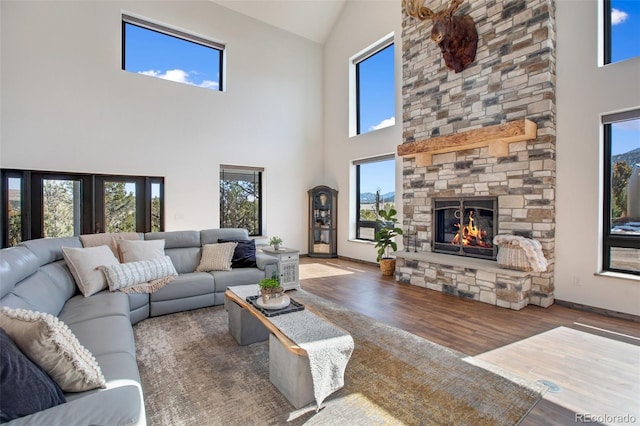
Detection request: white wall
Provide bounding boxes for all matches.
[322,0,403,264]
[0,0,323,251]
[556,0,640,315]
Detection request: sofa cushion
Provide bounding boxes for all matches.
[66,315,136,358]
[62,245,120,297]
[218,238,257,268]
[0,328,66,422]
[201,228,249,244]
[0,307,106,392]
[150,273,214,302]
[4,268,71,316]
[20,237,82,266]
[164,247,201,274]
[100,256,177,291]
[0,246,40,299]
[211,268,265,293]
[58,291,130,326]
[118,239,165,262]
[145,230,200,248]
[196,242,237,272]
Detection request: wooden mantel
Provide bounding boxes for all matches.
[397,119,537,166]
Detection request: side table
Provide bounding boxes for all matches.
[261,246,300,290]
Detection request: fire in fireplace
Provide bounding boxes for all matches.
[433,197,497,260]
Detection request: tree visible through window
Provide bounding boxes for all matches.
[355,156,396,241]
[220,167,262,236]
[603,110,640,275]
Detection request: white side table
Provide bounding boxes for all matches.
[261,247,300,291]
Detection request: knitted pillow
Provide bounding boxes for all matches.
[0,307,106,392]
[196,242,237,272]
[100,256,178,291]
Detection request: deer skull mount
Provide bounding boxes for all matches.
[404,0,478,73]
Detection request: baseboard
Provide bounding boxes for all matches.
[554,299,640,323]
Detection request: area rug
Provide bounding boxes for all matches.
[133,290,543,425]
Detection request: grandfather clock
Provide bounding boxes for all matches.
[308,186,337,258]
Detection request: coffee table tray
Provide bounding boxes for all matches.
[246,295,305,317]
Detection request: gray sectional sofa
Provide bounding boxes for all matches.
[0,228,278,425]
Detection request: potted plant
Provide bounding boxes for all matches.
[268,236,283,250]
[375,207,403,276]
[258,274,284,302]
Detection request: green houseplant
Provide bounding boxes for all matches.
[268,236,283,250]
[258,274,283,302]
[374,207,403,276]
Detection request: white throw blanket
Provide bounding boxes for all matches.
[493,235,548,272]
[228,285,354,409]
[270,311,354,409]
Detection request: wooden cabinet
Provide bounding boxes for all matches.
[308,186,337,258]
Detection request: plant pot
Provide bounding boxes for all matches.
[273,244,280,251]
[260,286,284,303]
[379,258,396,276]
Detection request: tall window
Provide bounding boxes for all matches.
[603,0,640,64]
[1,170,164,247]
[220,166,263,236]
[355,156,396,241]
[122,14,224,91]
[602,109,640,275]
[351,34,395,136]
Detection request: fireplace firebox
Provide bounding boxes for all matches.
[433,197,498,260]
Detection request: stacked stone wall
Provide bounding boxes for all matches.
[400,0,557,307]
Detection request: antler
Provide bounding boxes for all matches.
[445,0,463,17]
[403,0,434,21]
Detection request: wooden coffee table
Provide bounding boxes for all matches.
[224,285,353,409]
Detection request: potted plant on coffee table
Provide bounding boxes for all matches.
[258,275,284,302]
[375,207,403,276]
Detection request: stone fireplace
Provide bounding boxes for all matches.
[395,0,556,310]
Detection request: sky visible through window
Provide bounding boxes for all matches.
[358,44,395,134]
[610,1,640,156]
[124,23,221,90]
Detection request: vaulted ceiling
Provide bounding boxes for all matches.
[213,0,348,44]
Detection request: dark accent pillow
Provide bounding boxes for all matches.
[218,239,257,268]
[0,327,66,422]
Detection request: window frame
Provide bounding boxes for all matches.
[1,169,164,247]
[121,13,225,91]
[602,109,640,276]
[354,155,396,242]
[219,165,263,237]
[349,33,395,137]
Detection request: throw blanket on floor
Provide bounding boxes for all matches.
[229,285,354,409]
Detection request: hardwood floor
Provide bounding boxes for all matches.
[298,256,639,426]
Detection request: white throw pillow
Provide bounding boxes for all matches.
[118,239,165,263]
[0,307,106,392]
[100,256,178,291]
[196,242,237,272]
[62,245,121,297]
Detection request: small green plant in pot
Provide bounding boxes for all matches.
[268,236,283,250]
[374,207,403,276]
[258,274,283,302]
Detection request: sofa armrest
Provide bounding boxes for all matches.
[255,252,278,271]
[5,384,144,426]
